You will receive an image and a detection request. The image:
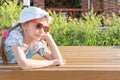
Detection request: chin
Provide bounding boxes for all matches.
[36,37,41,41]
[34,36,42,41]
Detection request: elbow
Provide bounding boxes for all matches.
[20,65,29,70]
[18,61,31,70]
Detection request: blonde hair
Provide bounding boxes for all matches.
[0,23,21,63]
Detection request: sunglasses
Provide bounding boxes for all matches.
[29,19,50,32]
[36,23,50,32]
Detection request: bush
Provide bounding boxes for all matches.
[0,0,23,33]
[49,11,120,46]
[1,0,120,46]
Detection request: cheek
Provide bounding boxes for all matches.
[36,28,44,33]
[25,24,45,36]
[25,27,35,36]
[28,29,44,37]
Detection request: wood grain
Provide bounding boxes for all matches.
[1,46,120,80]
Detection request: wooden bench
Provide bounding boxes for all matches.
[1,46,120,80]
[46,8,103,18]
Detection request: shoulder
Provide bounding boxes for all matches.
[8,27,23,38]
[5,29,24,47]
[9,29,23,39]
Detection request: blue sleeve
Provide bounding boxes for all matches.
[5,30,24,47]
[37,42,45,56]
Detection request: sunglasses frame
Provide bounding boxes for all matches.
[29,19,50,32]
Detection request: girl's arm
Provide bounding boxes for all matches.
[11,45,59,70]
[42,33,65,66]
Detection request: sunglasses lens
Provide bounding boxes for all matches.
[37,24,43,29]
[36,23,50,32]
[44,27,49,32]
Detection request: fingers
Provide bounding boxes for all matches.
[57,59,66,66]
[52,59,66,66]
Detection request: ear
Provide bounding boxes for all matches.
[21,23,27,30]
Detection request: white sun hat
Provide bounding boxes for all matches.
[13,7,52,26]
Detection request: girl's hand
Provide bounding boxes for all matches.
[42,33,66,66]
[55,59,66,66]
[42,32,51,40]
[52,59,66,66]
[59,59,66,66]
[40,33,50,46]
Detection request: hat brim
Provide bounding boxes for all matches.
[12,15,53,27]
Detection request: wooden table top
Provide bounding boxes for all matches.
[1,46,120,71]
[1,46,120,80]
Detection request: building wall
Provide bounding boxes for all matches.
[33,0,45,9]
[81,0,120,15]
[81,0,101,9]
[33,0,120,15]
[103,0,118,15]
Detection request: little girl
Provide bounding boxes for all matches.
[0,7,65,70]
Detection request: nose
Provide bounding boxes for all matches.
[36,28,45,35]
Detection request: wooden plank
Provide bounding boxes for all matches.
[58,46,120,52]
[2,64,120,71]
[1,46,120,80]
[1,65,120,80]
[1,70,120,80]
[32,46,120,65]
[46,8,103,12]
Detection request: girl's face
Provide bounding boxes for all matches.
[22,16,49,41]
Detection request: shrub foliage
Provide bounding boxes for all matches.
[1,0,120,46]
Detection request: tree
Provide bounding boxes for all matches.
[67,0,82,8]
